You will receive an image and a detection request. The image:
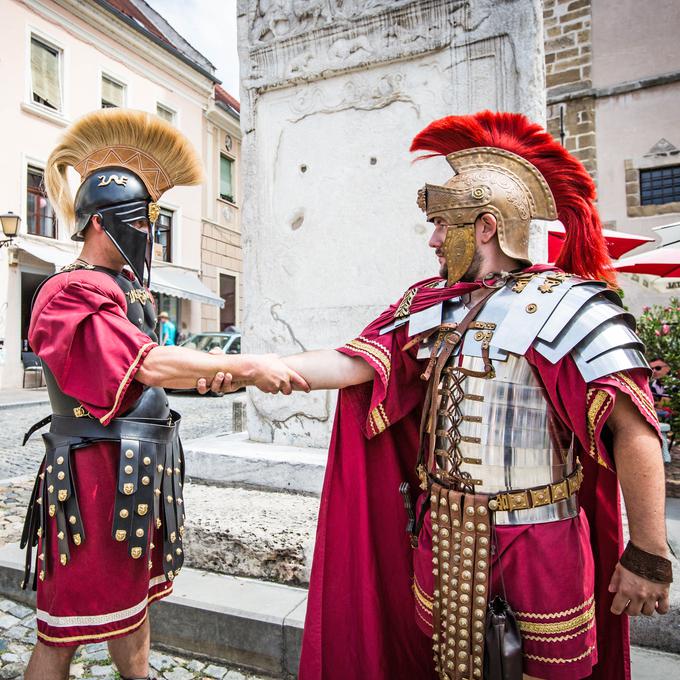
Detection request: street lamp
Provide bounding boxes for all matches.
[0,212,20,248]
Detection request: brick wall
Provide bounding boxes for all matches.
[544,0,597,180]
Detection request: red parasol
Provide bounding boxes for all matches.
[612,246,680,277]
[548,223,655,262]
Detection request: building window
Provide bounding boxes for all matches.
[220,154,234,203]
[154,208,173,262]
[640,165,680,205]
[156,103,175,123]
[26,167,57,238]
[101,75,126,108]
[30,37,62,111]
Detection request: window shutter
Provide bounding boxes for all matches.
[31,38,61,110]
[102,76,125,108]
[157,104,174,123]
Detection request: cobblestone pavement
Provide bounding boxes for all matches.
[0,392,238,480]
[0,596,275,680]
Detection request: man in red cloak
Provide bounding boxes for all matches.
[283,112,672,680]
[21,108,307,680]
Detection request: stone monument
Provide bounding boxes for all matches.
[237,0,548,447]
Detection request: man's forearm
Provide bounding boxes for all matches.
[610,396,668,556]
[136,345,255,389]
[283,349,374,390]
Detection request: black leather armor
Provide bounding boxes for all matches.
[21,264,185,590]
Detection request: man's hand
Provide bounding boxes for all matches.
[609,562,670,616]
[196,347,235,395]
[248,354,310,394]
[196,371,234,395]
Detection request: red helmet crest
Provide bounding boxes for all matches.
[410,111,615,286]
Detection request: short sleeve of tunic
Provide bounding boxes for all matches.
[28,270,157,425]
[336,321,426,439]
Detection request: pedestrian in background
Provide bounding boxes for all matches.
[159,311,177,346]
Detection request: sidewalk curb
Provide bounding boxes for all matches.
[183,432,327,496]
[0,399,49,411]
[0,543,306,676]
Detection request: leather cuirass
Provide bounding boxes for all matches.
[38,265,169,420]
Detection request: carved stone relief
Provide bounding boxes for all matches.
[250,0,417,44]
[245,0,470,90]
[287,72,418,123]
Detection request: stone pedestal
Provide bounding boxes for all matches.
[237,0,547,446]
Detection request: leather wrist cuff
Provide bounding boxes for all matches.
[620,541,673,584]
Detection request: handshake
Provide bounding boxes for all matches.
[195,351,310,396]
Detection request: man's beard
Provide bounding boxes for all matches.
[440,250,482,282]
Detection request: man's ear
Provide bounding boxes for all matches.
[479,213,498,244]
[88,214,104,232]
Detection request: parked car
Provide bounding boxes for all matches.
[167,332,241,396]
[179,332,241,354]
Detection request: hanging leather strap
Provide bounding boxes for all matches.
[410,288,497,540]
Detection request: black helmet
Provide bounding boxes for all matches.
[74,166,153,286]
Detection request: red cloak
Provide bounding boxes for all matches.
[299,271,659,680]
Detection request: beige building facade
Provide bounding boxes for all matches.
[0,0,242,389]
[201,86,243,334]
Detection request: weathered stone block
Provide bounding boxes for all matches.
[238,0,548,447]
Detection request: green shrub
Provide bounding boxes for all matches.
[636,298,680,443]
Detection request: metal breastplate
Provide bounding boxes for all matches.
[432,301,578,525]
[39,266,169,420]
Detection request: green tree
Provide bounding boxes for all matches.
[636,298,680,443]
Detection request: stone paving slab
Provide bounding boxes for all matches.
[183,432,327,496]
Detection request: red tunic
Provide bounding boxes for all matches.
[28,268,172,646]
[299,271,660,680]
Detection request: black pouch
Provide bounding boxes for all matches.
[484,595,523,680]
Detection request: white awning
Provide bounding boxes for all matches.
[16,238,78,269]
[150,264,224,308]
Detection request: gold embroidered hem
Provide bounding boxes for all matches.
[413,576,433,612]
[522,619,595,643]
[586,388,613,469]
[369,403,391,435]
[611,372,658,425]
[38,611,148,645]
[100,341,155,424]
[516,595,594,620]
[344,336,392,384]
[524,643,597,665]
[517,602,595,635]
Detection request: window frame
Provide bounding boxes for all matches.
[25,165,57,239]
[639,165,680,206]
[154,206,174,263]
[28,31,64,114]
[219,153,236,204]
